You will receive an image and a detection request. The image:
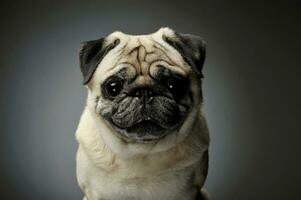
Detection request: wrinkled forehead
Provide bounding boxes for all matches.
[91,28,191,84]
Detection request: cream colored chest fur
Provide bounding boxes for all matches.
[76,109,208,200]
[77,146,200,200]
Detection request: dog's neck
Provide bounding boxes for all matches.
[76,107,208,176]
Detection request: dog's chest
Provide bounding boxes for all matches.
[88,167,196,200]
[77,148,198,200]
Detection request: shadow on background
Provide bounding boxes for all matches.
[0,0,300,199]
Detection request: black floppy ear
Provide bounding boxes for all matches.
[163,32,206,78]
[79,38,120,84]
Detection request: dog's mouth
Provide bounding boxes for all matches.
[109,118,167,143]
[126,120,165,135]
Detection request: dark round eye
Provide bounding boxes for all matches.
[103,77,124,98]
[166,77,188,100]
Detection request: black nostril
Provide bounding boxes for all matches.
[134,90,142,97]
[147,90,153,97]
[130,88,155,99]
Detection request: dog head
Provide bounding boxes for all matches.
[79,28,206,145]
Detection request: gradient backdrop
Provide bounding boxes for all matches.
[0,0,300,199]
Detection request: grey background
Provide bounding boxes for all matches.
[0,0,300,199]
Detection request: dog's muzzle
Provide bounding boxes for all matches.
[107,87,185,142]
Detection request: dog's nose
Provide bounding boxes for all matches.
[130,88,155,99]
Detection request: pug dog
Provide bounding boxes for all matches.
[76,27,210,200]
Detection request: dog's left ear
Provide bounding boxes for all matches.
[79,38,120,84]
[163,32,206,78]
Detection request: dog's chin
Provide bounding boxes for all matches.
[126,121,167,143]
[110,120,168,143]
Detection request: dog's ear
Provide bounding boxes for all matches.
[79,38,120,84]
[163,32,206,78]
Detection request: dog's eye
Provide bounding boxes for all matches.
[103,77,124,98]
[166,77,188,100]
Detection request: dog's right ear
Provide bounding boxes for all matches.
[79,38,120,84]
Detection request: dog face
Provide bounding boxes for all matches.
[79,28,206,144]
